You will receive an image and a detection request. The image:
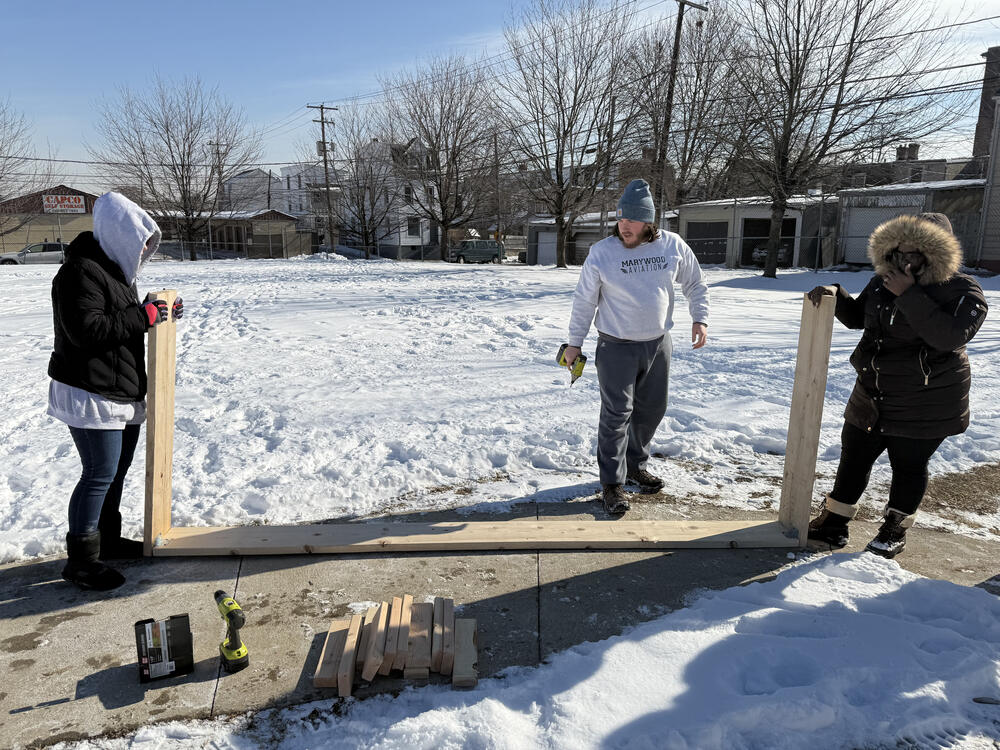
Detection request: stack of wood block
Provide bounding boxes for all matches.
[313,594,478,697]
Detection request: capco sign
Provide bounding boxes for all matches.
[43,194,86,213]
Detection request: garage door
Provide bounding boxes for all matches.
[536,231,557,265]
[843,207,919,263]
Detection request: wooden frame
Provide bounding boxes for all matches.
[143,290,835,555]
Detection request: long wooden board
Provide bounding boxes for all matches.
[150,519,796,556]
[144,289,177,556]
[778,294,835,547]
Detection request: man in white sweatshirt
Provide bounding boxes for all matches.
[562,179,709,514]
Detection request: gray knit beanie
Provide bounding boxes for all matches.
[617,179,656,223]
[917,212,954,235]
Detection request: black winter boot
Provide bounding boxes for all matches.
[62,533,126,591]
[601,484,630,515]
[866,509,910,559]
[98,510,143,560]
[807,509,852,548]
[626,468,665,494]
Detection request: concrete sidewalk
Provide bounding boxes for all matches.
[3,500,999,749]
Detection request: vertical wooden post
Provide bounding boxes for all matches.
[778,293,835,546]
[144,289,177,555]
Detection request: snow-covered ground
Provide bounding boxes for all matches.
[4,256,999,749]
[2,257,997,562]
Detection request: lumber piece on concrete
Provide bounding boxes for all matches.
[452,618,478,688]
[379,596,403,676]
[152,519,798,556]
[362,601,389,682]
[440,598,456,676]
[431,596,444,672]
[404,602,433,680]
[337,614,363,697]
[391,594,413,671]
[356,605,379,674]
[313,619,350,688]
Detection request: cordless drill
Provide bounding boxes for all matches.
[214,590,249,673]
[556,343,587,385]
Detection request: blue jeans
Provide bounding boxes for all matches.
[67,424,141,535]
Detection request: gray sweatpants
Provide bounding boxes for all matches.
[594,334,672,486]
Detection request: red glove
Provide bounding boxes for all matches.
[172,297,184,320]
[142,299,168,327]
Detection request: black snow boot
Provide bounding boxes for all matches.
[807,509,852,548]
[601,484,630,515]
[866,509,910,559]
[98,510,143,560]
[626,468,665,494]
[62,532,126,591]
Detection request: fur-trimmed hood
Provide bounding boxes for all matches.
[867,214,962,285]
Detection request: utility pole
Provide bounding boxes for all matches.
[653,0,708,226]
[307,103,338,251]
[494,131,501,243]
[207,140,226,260]
[601,95,617,237]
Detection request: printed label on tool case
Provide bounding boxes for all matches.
[135,614,194,683]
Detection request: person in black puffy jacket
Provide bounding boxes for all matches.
[48,192,183,591]
[806,212,987,558]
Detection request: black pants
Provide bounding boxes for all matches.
[830,422,944,516]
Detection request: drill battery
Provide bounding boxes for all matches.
[134,614,194,683]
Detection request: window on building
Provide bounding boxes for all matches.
[910,167,923,183]
[408,217,421,237]
[404,186,413,204]
[852,172,866,188]
[286,176,291,190]
[297,175,302,189]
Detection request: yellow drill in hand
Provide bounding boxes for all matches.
[215,590,249,673]
[556,343,587,385]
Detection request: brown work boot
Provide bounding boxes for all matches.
[626,468,665,494]
[601,484,630,515]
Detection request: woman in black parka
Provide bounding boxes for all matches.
[48,192,182,591]
[807,212,988,558]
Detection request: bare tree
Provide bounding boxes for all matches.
[0,99,54,241]
[731,0,971,277]
[90,75,263,260]
[328,104,408,259]
[501,0,637,267]
[382,55,494,260]
[626,3,748,206]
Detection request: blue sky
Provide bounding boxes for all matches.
[2,0,999,189]
[1,0,513,176]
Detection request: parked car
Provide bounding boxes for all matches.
[751,245,791,267]
[0,242,69,265]
[450,239,503,264]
